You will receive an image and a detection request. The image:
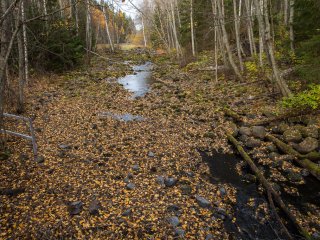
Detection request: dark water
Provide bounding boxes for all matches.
[200,151,287,240]
[118,62,153,98]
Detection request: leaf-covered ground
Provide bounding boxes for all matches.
[0,50,319,239]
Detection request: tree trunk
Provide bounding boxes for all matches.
[233,0,243,71]
[261,0,292,97]
[17,4,25,113]
[190,0,196,57]
[217,0,244,81]
[289,0,295,53]
[21,1,29,84]
[142,15,147,47]
[101,1,114,52]
[85,0,92,66]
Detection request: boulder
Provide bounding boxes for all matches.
[252,126,266,139]
[278,123,290,134]
[239,127,252,136]
[293,137,319,154]
[283,129,302,143]
[300,125,319,139]
[244,137,262,148]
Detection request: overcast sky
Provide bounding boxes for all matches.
[116,0,143,20]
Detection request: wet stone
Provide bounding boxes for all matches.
[156,176,165,185]
[89,200,101,215]
[195,195,211,208]
[174,228,185,237]
[122,208,132,216]
[68,201,83,215]
[219,187,227,197]
[132,164,140,171]
[148,151,155,157]
[205,234,215,240]
[167,216,180,227]
[164,177,178,187]
[167,204,180,213]
[126,183,136,190]
[286,170,303,183]
[180,185,192,195]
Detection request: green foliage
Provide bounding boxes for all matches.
[282,84,320,110]
[295,34,320,84]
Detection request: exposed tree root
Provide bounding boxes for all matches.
[227,134,313,240]
[266,134,320,180]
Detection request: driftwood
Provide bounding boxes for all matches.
[266,134,320,180]
[227,134,312,240]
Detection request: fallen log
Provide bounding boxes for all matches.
[266,134,320,180]
[227,134,312,240]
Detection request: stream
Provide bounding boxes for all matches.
[118,61,154,99]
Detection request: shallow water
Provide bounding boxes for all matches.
[118,62,153,98]
[98,112,144,122]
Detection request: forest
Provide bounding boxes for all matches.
[0,0,320,239]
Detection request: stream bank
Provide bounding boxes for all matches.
[0,49,319,239]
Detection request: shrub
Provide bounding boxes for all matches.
[282,84,320,110]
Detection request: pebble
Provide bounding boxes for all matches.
[68,201,83,215]
[167,216,180,227]
[156,176,165,185]
[195,195,211,208]
[174,228,185,237]
[132,164,140,171]
[89,200,101,215]
[126,183,136,190]
[164,177,178,187]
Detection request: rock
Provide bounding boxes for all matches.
[271,126,281,134]
[127,173,134,179]
[167,216,180,227]
[278,123,290,134]
[186,172,195,177]
[266,143,278,153]
[68,201,83,215]
[252,126,266,139]
[167,204,180,212]
[244,137,262,148]
[219,187,227,196]
[283,129,302,143]
[205,234,215,240]
[36,156,45,163]
[301,125,319,139]
[282,154,295,162]
[122,208,132,216]
[301,169,310,177]
[180,185,192,195]
[91,124,98,130]
[294,137,318,154]
[244,174,256,182]
[126,183,136,190]
[269,152,280,160]
[156,176,165,185]
[286,170,303,183]
[148,151,155,157]
[19,153,29,161]
[239,127,252,136]
[124,177,130,183]
[132,165,140,171]
[229,122,239,137]
[58,144,72,150]
[164,177,178,187]
[195,195,211,208]
[89,200,101,215]
[174,228,185,237]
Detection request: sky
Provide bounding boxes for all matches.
[115,0,143,20]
